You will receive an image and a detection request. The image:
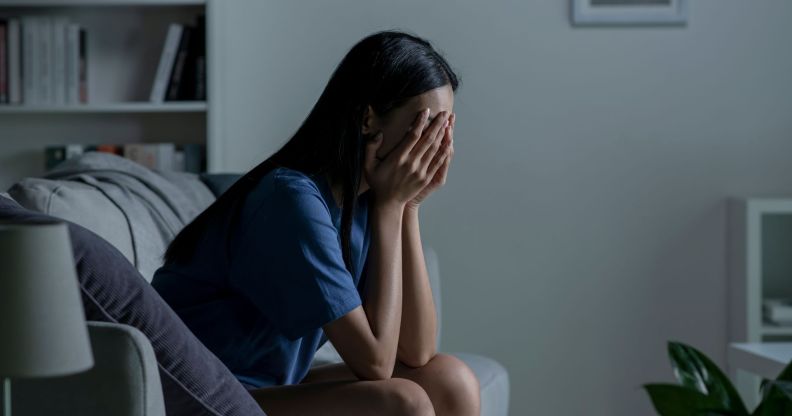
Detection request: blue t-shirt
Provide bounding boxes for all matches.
[151,166,371,388]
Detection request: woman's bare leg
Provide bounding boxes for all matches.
[302,353,481,416]
[248,377,434,416]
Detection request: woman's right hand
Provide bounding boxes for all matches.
[363,108,451,207]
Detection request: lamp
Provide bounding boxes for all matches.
[0,220,94,416]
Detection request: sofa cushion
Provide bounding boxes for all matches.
[8,177,136,267]
[0,195,267,416]
[8,152,215,282]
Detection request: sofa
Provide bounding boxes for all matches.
[1,152,509,416]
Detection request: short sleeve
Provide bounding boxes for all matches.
[228,178,362,341]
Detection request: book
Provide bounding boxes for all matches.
[180,143,205,173]
[45,142,204,173]
[0,19,7,103]
[78,27,87,103]
[124,143,178,172]
[45,144,84,170]
[21,17,37,105]
[193,14,206,101]
[166,25,193,101]
[763,298,792,325]
[65,23,80,104]
[37,17,52,104]
[179,13,205,101]
[150,23,183,103]
[7,19,21,104]
[52,17,68,105]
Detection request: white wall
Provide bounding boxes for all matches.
[211,1,792,414]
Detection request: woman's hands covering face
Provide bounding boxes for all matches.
[363,109,454,207]
[405,111,454,210]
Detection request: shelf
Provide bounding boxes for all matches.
[762,325,792,336]
[0,0,205,6]
[0,102,207,114]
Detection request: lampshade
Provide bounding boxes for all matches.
[0,220,93,378]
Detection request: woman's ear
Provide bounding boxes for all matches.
[361,105,379,135]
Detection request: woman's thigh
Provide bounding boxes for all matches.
[302,353,475,389]
[248,377,434,416]
[301,354,480,416]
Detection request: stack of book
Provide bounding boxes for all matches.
[45,143,206,174]
[150,14,206,103]
[763,298,792,326]
[0,16,87,105]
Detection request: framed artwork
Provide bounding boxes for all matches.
[571,0,688,26]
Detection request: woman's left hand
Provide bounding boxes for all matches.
[405,113,455,211]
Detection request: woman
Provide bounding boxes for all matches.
[152,30,480,415]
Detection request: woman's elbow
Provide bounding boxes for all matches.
[354,360,395,381]
[398,346,437,368]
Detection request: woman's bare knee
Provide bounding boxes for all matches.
[381,378,435,416]
[414,353,481,416]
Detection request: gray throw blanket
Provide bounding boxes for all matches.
[45,152,215,281]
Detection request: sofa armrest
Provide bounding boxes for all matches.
[10,321,165,416]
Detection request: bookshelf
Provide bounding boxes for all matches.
[0,101,206,113]
[0,0,213,189]
[728,197,792,408]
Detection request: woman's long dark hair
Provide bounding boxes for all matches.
[163,30,460,277]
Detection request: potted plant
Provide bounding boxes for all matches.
[644,342,792,415]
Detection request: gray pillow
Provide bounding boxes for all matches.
[0,196,266,416]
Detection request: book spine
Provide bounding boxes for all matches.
[0,20,7,104]
[150,24,183,103]
[21,17,37,105]
[7,19,21,104]
[194,14,206,101]
[78,28,87,103]
[123,143,142,167]
[166,26,192,101]
[173,149,185,172]
[65,23,79,104]
[52,17,68,105]
[156,143,176,171]
[180,14,203,101]
[37,17,52,104]
[95,144,122,156]
[181,143,204,173]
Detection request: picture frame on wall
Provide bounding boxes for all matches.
[571,0,688,26]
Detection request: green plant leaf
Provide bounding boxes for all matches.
[764,380,792,402]
[775,360,792,382]
[644,384,734,416]
[667,342,750,415]
[755,379,792,416]
[752,395,792,416]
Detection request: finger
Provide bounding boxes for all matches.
[422,121,450,167]
[363,132,384,175]
[437,152,450,185]
[424,136,447,174]
[426,141,451,180]
[412,111,449,162]
[394,108,431,159]
[448,112,455,139]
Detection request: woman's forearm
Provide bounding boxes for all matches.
[397,206,438,367]
[361,199,404,375]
